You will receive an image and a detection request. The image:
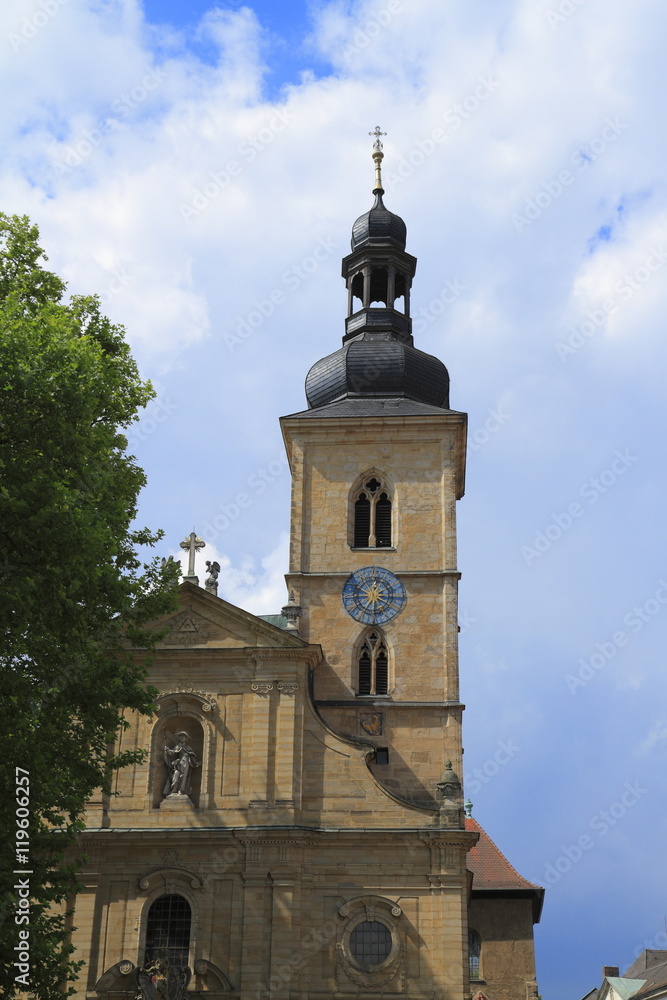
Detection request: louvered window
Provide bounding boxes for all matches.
[354,493,371,548]
[375,646,388,694]
[358,648,372,695]
[352,476,392,548]
[356,631,389,696]
[375,492,391,546]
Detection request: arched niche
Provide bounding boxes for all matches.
[149,692,215,809]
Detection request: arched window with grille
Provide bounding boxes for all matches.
[356,630,389,696]
[144,894,192,970]
[352,474,392,548]
[468,929,481,981]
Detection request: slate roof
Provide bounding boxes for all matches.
[581,989,600,1000]
[624,951,667,996]
[304,336,450,410]
[282,396,465,420]
[580,952,667,1000]
[351,190,407,251]
[465,816,543,894]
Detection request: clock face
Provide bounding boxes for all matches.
[342,566,406,625]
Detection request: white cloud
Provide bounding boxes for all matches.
[635,718,667,757]
[174,532,289,616]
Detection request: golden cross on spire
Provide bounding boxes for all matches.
[369,126,387,193]
[369,125,387,152]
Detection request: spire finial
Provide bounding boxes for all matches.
[369,125,387,194]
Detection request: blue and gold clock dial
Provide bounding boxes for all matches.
[342,566,406,625]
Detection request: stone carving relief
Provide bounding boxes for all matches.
[339,898,402,920]
[360,711,383,735]
[336,944,405,990]
[251,681,273,696]
[94,960,134,994]
[194,959,234,991]
[158,687,217,713]
[276,681,298,696]
[138,864,204,892]
[162,606,211,646]
[136,962,191,1000]
[335,895,405,992]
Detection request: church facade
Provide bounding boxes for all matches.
[69,141,543,1000]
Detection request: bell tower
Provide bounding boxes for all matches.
[281,132,467,809]
[69,131,542,1000]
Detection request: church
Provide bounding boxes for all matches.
[70,134,543,1000]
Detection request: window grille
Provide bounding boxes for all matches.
[468,930,481,980]
[145,895,191,969]
[350,921,392,966]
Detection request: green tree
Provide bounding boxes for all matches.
[0,213,179,998]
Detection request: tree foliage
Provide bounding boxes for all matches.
[0,213,179,998]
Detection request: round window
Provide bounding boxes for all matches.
[349,920,392,967]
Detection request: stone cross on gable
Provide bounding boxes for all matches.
[180,531,205,585]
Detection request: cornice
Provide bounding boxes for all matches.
[286,570,461,578]
[249,646,322,667]
[280,411,467,431]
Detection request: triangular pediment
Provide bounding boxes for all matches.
[148,582,306,650]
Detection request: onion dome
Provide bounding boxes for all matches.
[305,338,449,409]
[351,190,407,251]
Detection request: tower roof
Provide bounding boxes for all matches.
[304,131,451,412]
[351,190,407,251]
[305,337,449,409]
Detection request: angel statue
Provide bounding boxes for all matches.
[163,731,199,798]
[205,560,221,596]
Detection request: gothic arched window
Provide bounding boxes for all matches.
[468,929,481,981]
[357,631,389,696]
[353,475,392,548]
[144,894,191,969]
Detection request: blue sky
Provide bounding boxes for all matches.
[2,1,667,997]
[140,0,334,94]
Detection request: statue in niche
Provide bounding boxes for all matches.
[163,731,199,798]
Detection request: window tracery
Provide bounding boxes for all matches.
[357,630,389,696]
[353,474,392,548]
